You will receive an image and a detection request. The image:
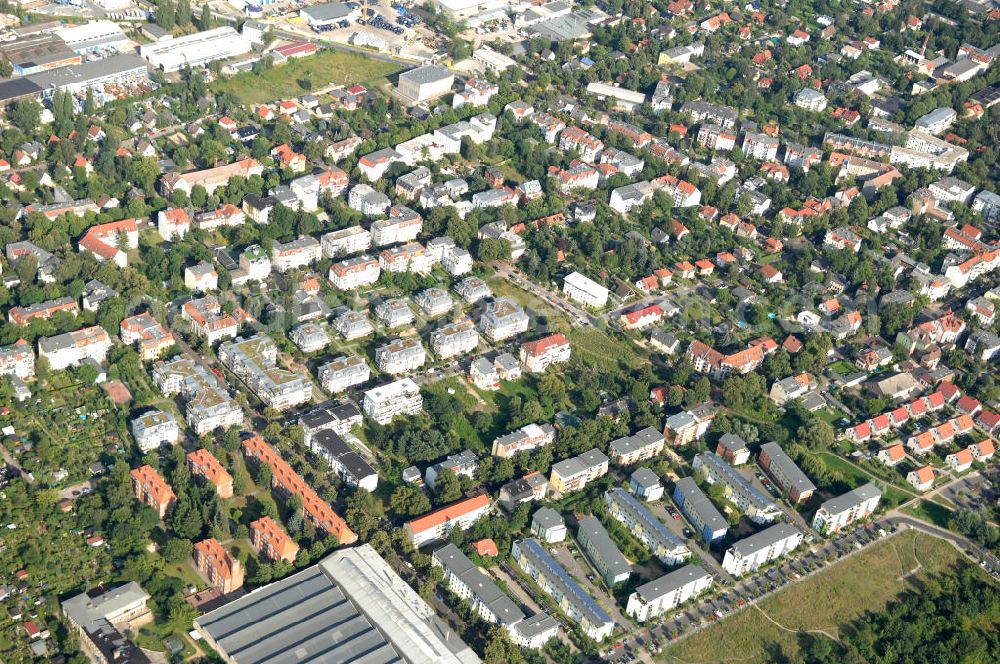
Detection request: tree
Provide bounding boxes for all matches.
[0,58,11,78]
[162,538,193,563]
[11,99,41,133]
[389,485,431,517]
[797,417,834,451]
[432,469,462,504]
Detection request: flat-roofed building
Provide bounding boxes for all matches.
[563,271,609,307]
[62,582,152,664]
[130,409,180,453]
[329,254,380,290]
[139,27,252,72]
[576,517,631,585]
[219,335,313,410]
[363,378,422,424]
[722,523,802,576]
[605,488,690,565]
[318,354,370,393]
[672,477,728,543]
[322,225,371,258]
[194,544,481,664]
[758,442,816,503]
[396,65,454,104]
[153,357,244,435]
[405,494,491,547]
[626,564,712,622]
[812,483,881,534]
[512,538,615,641]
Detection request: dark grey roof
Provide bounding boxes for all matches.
[631,564,711,603]
[818,482,881,516]
[630,467,660,490]
[195,564,401,664]
[674,477,727,534]
[577,517,630,580]
[433,544,524,627]
[531,506,564,530]
[0,77,43,104]
[729,523,801,557]
[760,442,816,495]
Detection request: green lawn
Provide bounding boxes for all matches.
[212,49,401,105]
[816,452,913,508]
[565,327,646,370]
[661,530,971,663]
[903,500,954,529]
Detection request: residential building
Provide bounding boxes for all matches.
[520,333,571,372]
[605,488,690,565]
[576,517,631,586]
[812,483,881,534]
[363,378,422,424]
[431,320,480,359]
[511,538,615,641]
[471,357,500,391]
[758,442,816,503]
[130,465,176,518]
[153,357,243,435]
[405,494,491,547]
[130,410,180,453]
[479,298,530,341]
[8,296,78,325]
[425,450,479,489]
[271,236,322,272]
[630,467,663,502]
[333,310,375,340]
[0,339,34,379]
[157,207,190,240]
[692,452,781,523]
[626,564,713,622]
[396,65,454,104]
[348,183,392,217]
[289,322,329,353]
[219,335,313,410]
[492,423,556,458]
[184,261,218,292]
[549,448,609,494]
[414,287,453,317]
[62,582,152,664]
[531,507,567,543]
[249,515,299,563]
[194,538,244,594]
[321,225,371,258]
[722,523,803,576]
[187,448,234,499]
[608,427,665,465]
[329,255,381,290]
[499,471,548,511]
[181,295,238,344]
[716,433,751,465]
[563,271,609,307]
[318,354,370,393]
[78,218,138,267]
[672,477,728,543]
[242,435,357,544]
[371,207,423,246]
[308,429,378,492]
[299,399,364,441]
[907,465,935,491]
[375,337,426,375]
[120,313,174,361]
[374,298,415,329]
[38,325,111,371]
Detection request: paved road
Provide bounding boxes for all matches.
[57,480,94,500]
[490,262,596,328]
[0,444,33,484]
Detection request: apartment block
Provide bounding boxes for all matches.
[188,448,234,499]
[608,427,665,465]
[405,494,491,548]
[329,255,381,290]
[605,488,690,565]
[8,296,78,325]
[250,516,299,563]
[152,357,244,435]
[577,517,631,586]
[811,482,881,534]
[321,225,371,258]
[181,295,238,344]
[308,429,378,492]
[362,378,422,424]
[219,335,313,410]
[130,409,180,453]
[430,320,480,359]
[563,271,609,308]
[194,538,244,594]
[672,477,728,543]
[130,465,176,518]
[374,337,426,375]
[271,236,322,272]
[722,523,802,576]
[512,538,614,641]
[299,399,363,442]
[318,354,370,393]
[120,313,174,361]
[693,452,781,523]
[37,325,111,371]
[492,423,556,458]
[519,333,571,373]
[479,298,530,342]
[0,339,34,379]
[626,564,713,622]
[758,442,816,503]
[549,448,609,494]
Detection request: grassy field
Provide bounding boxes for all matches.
[903,500,955,529]
[815,452,914,508]
[212,49,401,105]
[661,530,969,663]
[565,327,647,370]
